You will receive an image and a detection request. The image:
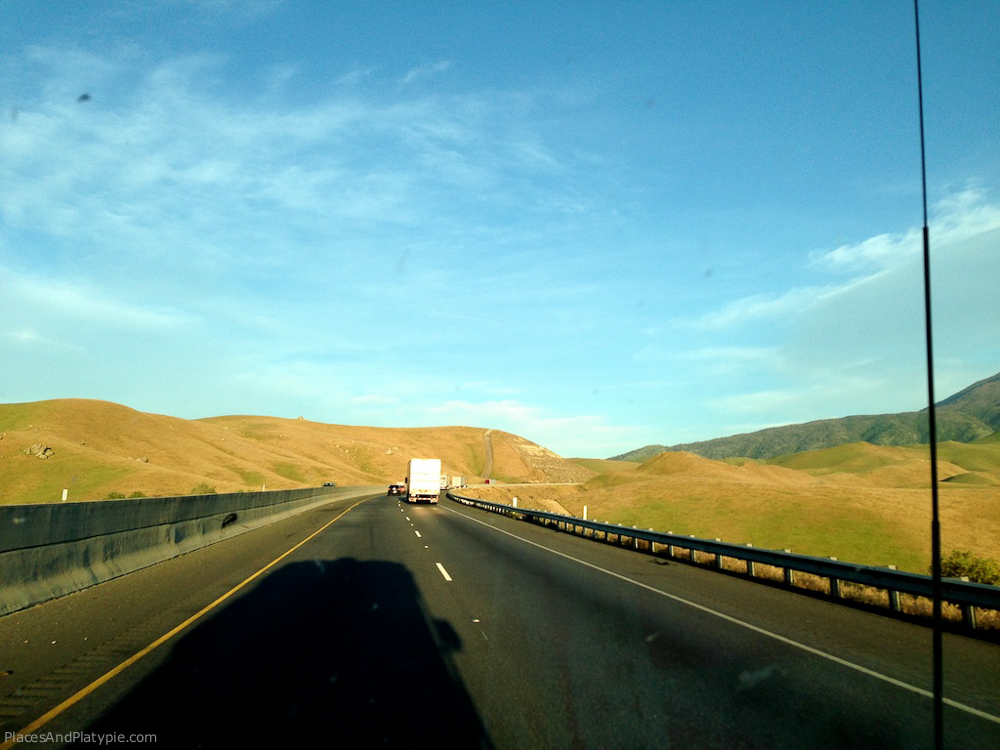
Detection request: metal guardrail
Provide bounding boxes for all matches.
[448,492,1000,630]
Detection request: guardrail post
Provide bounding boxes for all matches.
[783,551,795,585]
[714,540,723,569]
[666,532,675,559]
[886,565,901,612]
[958,577,978,628]
[745,544,755,578]
[829,557,840,598]
[964,605,978,629]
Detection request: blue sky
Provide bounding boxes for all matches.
[1,1,997,458]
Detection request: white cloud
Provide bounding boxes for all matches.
[814,228,922,274]
[672,346,782,378]
[427,399,643,457]
[0,266,192,331]
[811,188,1000,275]
[707,373,889,422]
[336,66,378,86]
[932,188,1000,244]
[400,60,452,86]
[0,328,85,353]
[684,287,828,331]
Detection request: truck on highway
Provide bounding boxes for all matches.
[406,458,442,504]
[451,476,466,489]
[439,474,449,490]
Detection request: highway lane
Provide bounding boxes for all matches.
[1,491,998,748]
[0,490,381,748]
[416,499,1000,749]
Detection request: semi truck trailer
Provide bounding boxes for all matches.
[406,458,442,504]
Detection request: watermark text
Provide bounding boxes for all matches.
[4,732,156,745]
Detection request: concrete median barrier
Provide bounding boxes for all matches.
[0,487,376,617]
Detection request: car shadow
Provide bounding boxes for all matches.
[72,558,493,748]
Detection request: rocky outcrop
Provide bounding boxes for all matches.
[24,444,54,459]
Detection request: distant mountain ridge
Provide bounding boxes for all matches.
[612,371,1000,462]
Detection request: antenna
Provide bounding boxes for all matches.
[912,2,943,748]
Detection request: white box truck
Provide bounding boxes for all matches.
[406,458,442,504]
[451,476,466,488]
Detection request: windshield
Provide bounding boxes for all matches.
[1,2,998,749]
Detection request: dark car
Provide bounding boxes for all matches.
[323,482,336,487]
[387,483,405,496]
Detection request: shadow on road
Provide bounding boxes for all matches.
[74,558,492,748]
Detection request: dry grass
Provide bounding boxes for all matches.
[563,449,1000,574]
[466,471,1000,576]
[0,399,595,505]
[639,533,998,630]
[461,487,1000,629]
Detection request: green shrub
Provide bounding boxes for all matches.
[190,483,217,495]
[104,491,126,500]
[939,550,1000,585]
[128,491,147,498]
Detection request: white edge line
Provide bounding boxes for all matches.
[436,562,453,582]
[443,505,1000,726]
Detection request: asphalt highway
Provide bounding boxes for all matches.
[1,491,998,748]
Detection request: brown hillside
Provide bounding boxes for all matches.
[771,442,980,488]
[636,451,820,487]
[0,399,594,505]
[465,443,1000,571]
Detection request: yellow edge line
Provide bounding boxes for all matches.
[1,496,368,749]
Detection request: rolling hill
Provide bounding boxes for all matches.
[468,437,1000,573]
[612,371,1000,462]
[5,397,999,575]
[0,399,594,505]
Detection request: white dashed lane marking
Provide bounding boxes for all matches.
[436,562,453,582]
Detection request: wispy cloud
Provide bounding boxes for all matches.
[336,65,378,86]
[400,60,452,86]
[811,188,1000,274]
[707,373,888,423]
[427,399,642,457]
[0,47,591,309]
[814,229,922,274]
[1,266,192,331]
[683,287,829,332]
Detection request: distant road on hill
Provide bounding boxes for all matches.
[482,428,494,480]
